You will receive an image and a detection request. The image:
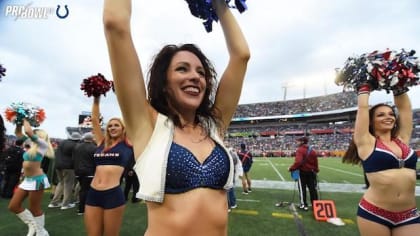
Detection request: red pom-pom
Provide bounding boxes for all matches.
[4,102,46,127]
[36,108,46,124]
[4,107,16,122]
[80,73,113,97]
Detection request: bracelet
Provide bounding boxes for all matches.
[392,87,409,96]
[357,92,370,96]
[357,84,371,95]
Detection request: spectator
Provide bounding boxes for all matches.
[0,115,5,189]
[73,132,96,215]
[0,114,5,151]
[123,155,140,204]
[1,139,24,198]
[48,132,80,210]
[226,144,243,212]
[288,136,319,211]
[238,143,253,194]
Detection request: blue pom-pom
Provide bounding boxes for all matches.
[186,0,247,32]
[0,64,6,81]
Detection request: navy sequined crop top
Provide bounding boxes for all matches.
[94,140,133,168]
[362,138,418,173]
[165,142,230,194]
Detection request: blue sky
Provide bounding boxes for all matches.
[1,0,419,138]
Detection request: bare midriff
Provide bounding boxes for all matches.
[22,161,43,177]
[145,188,228,236]
[364,168,417,212]
[91,165,124,190]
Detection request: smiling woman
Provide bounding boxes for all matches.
[342,85,420,234]
[102,0,250,235]
[83,95,134,236]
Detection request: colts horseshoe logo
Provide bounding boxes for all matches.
[56,5,69,19]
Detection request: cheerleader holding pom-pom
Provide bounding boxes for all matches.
[339,49,420,235]
[80,73,114,98]
[7,117,54,236]
[103,0,250,235]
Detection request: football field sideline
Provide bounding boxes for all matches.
[234,179,420,196]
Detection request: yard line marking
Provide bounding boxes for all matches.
[237,199,260,202]
[231,209,259,215]
[266,158,285,181]
[272,212,300,219]
[342,218,355,224]
[320,165,363,177]
[289,203,309,236]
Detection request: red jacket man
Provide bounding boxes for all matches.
[288,136,319,211]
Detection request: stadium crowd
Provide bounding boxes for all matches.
[233,92,357,117]
[2,93,419,160]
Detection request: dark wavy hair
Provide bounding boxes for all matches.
[147,44,221,132]
[0,114,6,151]
[342,103,399,165]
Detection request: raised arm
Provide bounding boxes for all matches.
[353,90,374,158]
[393,93,412,144]
[22,119,34,138]
[212,0,250,130]
[15,124,24,139]
[103,0,153,144]
[91,96,105,145]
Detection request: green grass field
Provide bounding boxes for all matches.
[253,157,367,184]
[1,157,419,236]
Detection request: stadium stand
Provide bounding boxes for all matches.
[4,92,419,159]
[226,92,420,158]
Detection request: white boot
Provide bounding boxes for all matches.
[16,209,36,236]
[34,214,49,236]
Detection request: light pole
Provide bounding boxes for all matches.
[281,82,289,101]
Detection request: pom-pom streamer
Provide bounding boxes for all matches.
[4,102,46,127]
[335,49,420,93]
[80,73,113,97]
[185,0,247,32]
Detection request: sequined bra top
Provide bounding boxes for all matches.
[362,138,417,173]
[165,142,230,194]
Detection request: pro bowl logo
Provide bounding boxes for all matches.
[3,1,69,20]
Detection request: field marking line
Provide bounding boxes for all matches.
[237,199,260,202]
[342,218,355,224]
[231,209,259,215]
[272,212,299,219]
[289,203,309,236]
[320,165,363,177]
[266,158,286,181]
